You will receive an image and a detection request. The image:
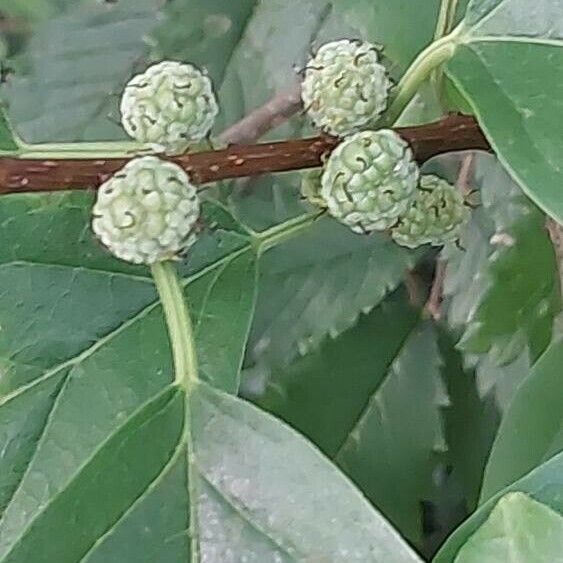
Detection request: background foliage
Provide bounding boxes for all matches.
[0,0,562,561]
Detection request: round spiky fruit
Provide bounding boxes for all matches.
[92,156,200,264]
[300,168,326,207]
[120,61,219,155]
[301,39,392,137]
[391,174,470,249]
[321,129,419,233]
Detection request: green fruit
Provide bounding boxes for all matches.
[300,168,326,207]
[120,61,218,155]
[92,156,200,264]
[301,39,391,137]
[391,174,470,249]
[321,129,419,233]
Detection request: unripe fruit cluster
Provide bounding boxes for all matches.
[301,39,392,137]
[92,156,200,265]
[120,61,218,156]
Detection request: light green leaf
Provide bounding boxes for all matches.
[0,379,422,562]
[252,293,446,545]
[6,0,161,142]
[446,0,563,223]
[434,450,563,562]
[455,492,563,563]
[480,339,563,503]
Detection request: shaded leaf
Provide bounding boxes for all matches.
[438,330,500,510]
[245,215,418,370]
[151,0,257,86]
[443,153,560,367]
[252,292,447,545]
[5,0,161,142]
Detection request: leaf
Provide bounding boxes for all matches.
[5,0,161,142]
[480,338,563,503]
[0,106,19,153]
[443,153,560,366]
[217,0,359,136]
[151,0,258,86]
[454,492,563,563]
[438,330,501,511]
[446,0,563,223]
[252,293,447,545]
[433,450,563,562]
[0,377,422,562]
[0,193,256,394]
[245,214,418,370]
[333,0,442,77]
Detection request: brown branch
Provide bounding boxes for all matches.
[0,114,490,195]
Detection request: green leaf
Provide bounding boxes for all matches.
[333,0,442,77]
[433,450,563,562]
[0,194,256,394]
[252,293,446,545]
[151,0,257,86]
[6,0,161,142]
[480,339,563,503]
[0,377,422,562]
[0,105,20,152]
[454,492,563,563]
[443,154,560,366]
[217,0,358,136]
[438,330,500,511]
[245,214,418,370]
[446,0,563,223]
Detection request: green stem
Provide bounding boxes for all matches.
[255,210,325,254]
[17,140,153,160]
[151,261,198,389]
[381,33,458,127]
[434,0,459,41]
[432,0,460,105]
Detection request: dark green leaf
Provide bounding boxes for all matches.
[446,0,563,223]
[0,106,19,152]
[151,0,257,86]
[480,339,563,503]
[333,0,442,78]
[438,330,500,511]
[0,194,257,394]
[6,0,161,142]
[245,214,418,370]
[253,293,446,545]
[455,492,563,562]
[434,450,563,562]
